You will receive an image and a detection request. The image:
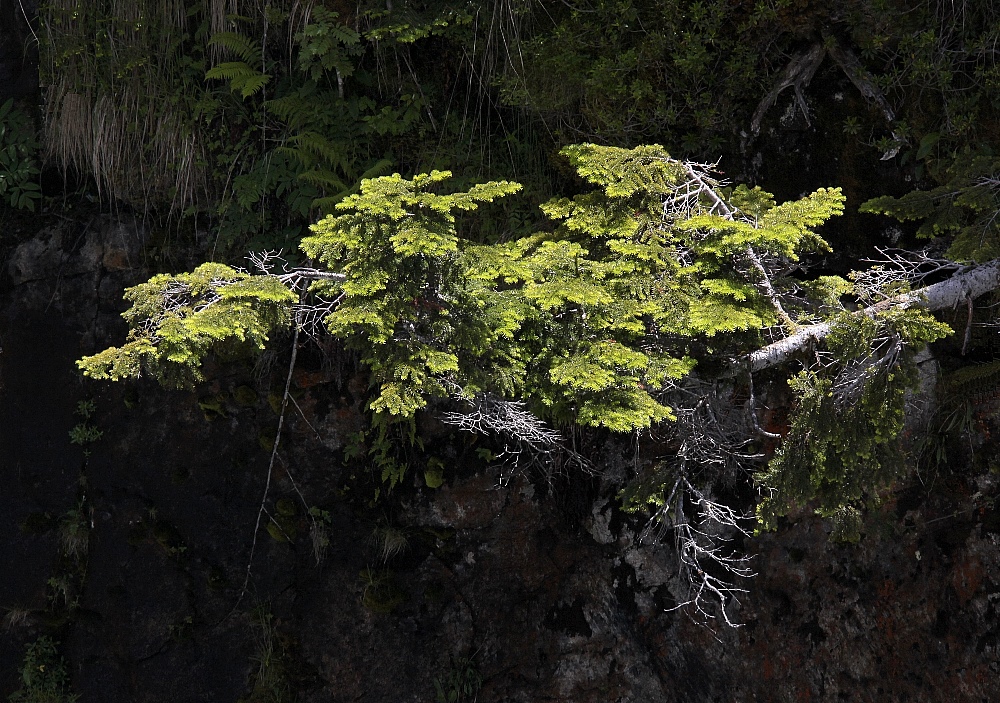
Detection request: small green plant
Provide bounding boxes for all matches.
[0,98,41,212]
[8,637,78,703]
[58,503,89,562]
[46,576,75,610]
[238,607,293,703]
[424,457,445,489]
[68,400,102,450]
[307,506,332,565]
[67,425,102,445]
[369,523,409,563]
[433,657,482,703]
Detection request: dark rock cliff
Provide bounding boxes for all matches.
[1,214,998,702]
[0,0,37,103]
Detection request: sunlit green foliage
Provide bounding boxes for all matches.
[303,170,523,418]
[83,143,845,443]
[78,263,295,386]
[757,308,952,539]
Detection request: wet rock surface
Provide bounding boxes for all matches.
[1,217,999,701]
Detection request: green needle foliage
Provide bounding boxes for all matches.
[78,263,295,386]
[301,144,844,432]
[302,170,524,419]
[75,141,959,532]
[80,142,846,441]
[862,150,1000,262]
[757,308,952,540]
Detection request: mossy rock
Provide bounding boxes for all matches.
[276,498,297,517]
[198,395,227,420]
[232,385,258,407]
[267,516,298,542]
[424,466,445,489]
[360,569,405,614]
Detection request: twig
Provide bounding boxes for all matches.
[962,295,973,356]
[233,325,301,611]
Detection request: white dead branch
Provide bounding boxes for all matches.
[641,475,755,628]
[247,250,346,336]
[747,259,1000,373]
[439,393,562,449]
[439,392,593,479]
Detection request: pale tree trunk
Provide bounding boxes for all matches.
[747,259,1000,373]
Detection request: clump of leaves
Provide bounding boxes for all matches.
[68,399,102,448]
[9,637,78,703]
[434,657,482,703]
[0,99,41,212]
[370,523,409,562]
[58,502,89,561]
[238,607,294,703]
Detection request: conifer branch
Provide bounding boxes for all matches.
[676,160,798,330]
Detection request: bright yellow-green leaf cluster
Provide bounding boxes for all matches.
[80,144,847,439]
[78,263,295,386]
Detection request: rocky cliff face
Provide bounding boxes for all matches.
[1,216,999,702]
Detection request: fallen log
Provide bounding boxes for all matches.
[747,259,1000,372]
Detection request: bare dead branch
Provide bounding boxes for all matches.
[439,391,594,482]
[748,258,1000,373]
[751,42,827,135]
[641,475,755,628]
[439,393,562,448]
[831,332,903,406]
[852,247,964,304]
[233,325,300,612]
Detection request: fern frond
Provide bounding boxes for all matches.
[238,73,270,98]
[298,169,349,192]
[941,360,1000,401]
[307,160,394,213]
[265,94,312,126]
[208,31,260,63]
[360,159,394,180]
[285,131,349,168]
[205,62,271,99]
[205,61,257,82]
